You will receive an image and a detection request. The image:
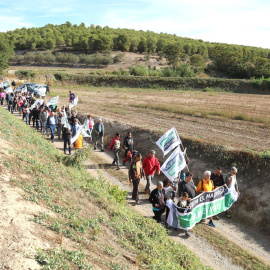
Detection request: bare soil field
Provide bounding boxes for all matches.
[48,86,270,153]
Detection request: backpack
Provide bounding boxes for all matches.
[199,179,213,191]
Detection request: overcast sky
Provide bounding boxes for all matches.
[1,0,270,49]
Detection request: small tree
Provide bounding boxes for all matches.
[0,38,13,74]
[164,43,183,66]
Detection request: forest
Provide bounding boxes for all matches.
[1,21,270,79]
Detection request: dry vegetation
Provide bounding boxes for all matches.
[47,85,270,154]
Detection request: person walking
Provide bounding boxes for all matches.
[142,150,161,195]
[93,118,105,152]
[123,132,134,165]
[69,90,76,103]
[149,181,166,223]
[0,89,5,105]
[84,115,94,142]
[74,134,83,150]
[196,171,216,227]
[63,126,72,155]
[47,112,58,143]
[210,167,225,189]
[108,133,121,170]
[24,105,30,124]
[178,172,196,199]
[129,153,145,204]
[224,167,240,218]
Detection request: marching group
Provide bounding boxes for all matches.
[1,85,240,237]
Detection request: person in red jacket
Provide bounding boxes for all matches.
[142,150,160,195]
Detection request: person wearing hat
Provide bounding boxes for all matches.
[142,150,161,195]
[149,181,166,223]
[224,167,240,218]
[93,118,105,152]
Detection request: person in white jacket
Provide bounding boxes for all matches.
[84,115,94,142]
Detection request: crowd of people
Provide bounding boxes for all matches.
[1,84,240,238]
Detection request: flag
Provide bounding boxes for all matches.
[4,87,13,93]
[62,109,71,129]
[71,125,83,144]
[3,80,9,88]
[47,96,59,107]
[69,96,78,109]
[156,127,181,157]
[30,100,39,110]
[81,127,90,138]
[160,146,186,182]
[166,186,238,230]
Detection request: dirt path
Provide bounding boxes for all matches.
[50,136,269,270]
[8,108,270,269]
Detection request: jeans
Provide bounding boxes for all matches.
[0,97,4,105]
[41,121,47,134]
[25,113,29,124]
[49,125,56,142]
[94,134,104,150]
[87,128,93,141]
[145,175,154,194]
[113,149,120,167]
[57,124,63,139]
[153,208,165,223]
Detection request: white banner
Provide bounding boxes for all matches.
[161,146,186,182]
[4,87,13,93]
[71,125,83,144]
[81,127,90,138]
[47,96,59,106]
[3,80,9,87]
[156,127,181,157]
[30,100,39,110]
[69,96,78,109]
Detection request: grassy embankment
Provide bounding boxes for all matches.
[0,105,207,270]
[90,154,270,270]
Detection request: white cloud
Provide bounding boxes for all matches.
[0,16,33,32]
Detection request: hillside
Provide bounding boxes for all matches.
[0,105,208,269]
[2,22,270,79]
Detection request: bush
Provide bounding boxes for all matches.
[113,53,125,63]
[129,65,149,76]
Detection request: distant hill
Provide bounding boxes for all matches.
[2,22,270,79]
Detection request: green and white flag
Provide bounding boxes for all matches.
[156,127,181,157]
[63,109,71,129]
[47,96,59,107]
[69,96,78,109]
[4,87,13,93]
[161,146,186,181]
[3,80,9,88]
[166,186,238,230]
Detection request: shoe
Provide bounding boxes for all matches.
[112,161,116,165]
[123,161,125,166]
[185,231,191,237]
[64,152,66,155]
[136,200,139,204]
[214,215,220,220]
[116,167,121,170]
[94,146,96,150]
[101,149,104,152]
[145,190,149,195]
[174,227,178,231]
[208,220,216,227]
[226,213,231,218]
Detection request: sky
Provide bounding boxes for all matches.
[1,0,270,49]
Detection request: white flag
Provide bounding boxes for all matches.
[63,109,71,129]
[156,127,181,157]
[3,80,9,87]
[161,147,186,182]
[81,127,90,138]
[30,99,39,110]
[4,87,13,93]
[71,125,83,144]
[47,96,59,106]
[69,96,78,109]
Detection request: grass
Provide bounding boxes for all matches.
[0,105,208,270]
[192,224,270,270]
[130,103,270,125]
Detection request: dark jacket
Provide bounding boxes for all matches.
[178,180,196,199]
[62,127,72,140]
[93,122,104,136]
[210,172,225,188]
[31,108,40,119]
[123,136,134,151]
[149,188,166,210]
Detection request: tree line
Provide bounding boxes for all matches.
[2,22,270,78]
